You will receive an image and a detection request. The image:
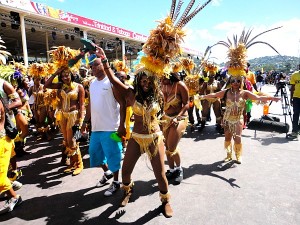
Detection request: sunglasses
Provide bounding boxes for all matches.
[230,79,241,84]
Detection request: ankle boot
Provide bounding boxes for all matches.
[234,143,243,164]
[61,142,68,165]
[73,150,84,176]
[160,191,173,218]
[224,141,232,162]
[120,181,134,207]
[14,141,29,157]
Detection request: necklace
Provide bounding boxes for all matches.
[231,88,239,102]
[165,83,174,97]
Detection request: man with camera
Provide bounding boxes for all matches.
[287,64,300,139]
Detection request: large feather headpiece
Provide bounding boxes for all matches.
[113,59,130,74]
[211,27,282,77]
[139,0,212,78]
[49,46,81,70]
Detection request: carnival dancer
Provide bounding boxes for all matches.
[161,72,189,185]
[92,0,213,217]
[10,64,33,156]
[199,62,223,132]
[44,66,85,176]
[201,27,281,163]
[28,74,51,141]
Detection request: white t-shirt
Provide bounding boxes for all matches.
[89,76,120,131]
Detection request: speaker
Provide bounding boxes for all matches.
[247,118,289,134]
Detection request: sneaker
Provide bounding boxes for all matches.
[0,195,22,214]
[287,132,298,139]
[96,173,113,187]
[104,181,120,196]
[165,170,176,181]
[12,181,23,191]
[174,169,183,185]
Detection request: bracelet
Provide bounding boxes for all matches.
[101,58,108,63]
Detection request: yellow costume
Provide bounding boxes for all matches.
[0,134,14,193]
[223,95,246,137]
[56,83,80,129]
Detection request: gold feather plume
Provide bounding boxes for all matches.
[211,27,282,76]
[140,0,212,78]
[28,63,48,78]
[49,46,81,69]
[113,59,130,74]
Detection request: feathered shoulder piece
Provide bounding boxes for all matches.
[140,0,212,78]
[113,59,130,74]
[211,27,282,77]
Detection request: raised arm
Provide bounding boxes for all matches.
[93,46,129,96]
[44,68,64,89]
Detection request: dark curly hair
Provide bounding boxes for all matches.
[133,72,164,115]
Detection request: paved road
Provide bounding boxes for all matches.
[0,85,299,225]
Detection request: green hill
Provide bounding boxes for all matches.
[220,55,300,74]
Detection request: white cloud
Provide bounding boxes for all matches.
[183,19,300,64]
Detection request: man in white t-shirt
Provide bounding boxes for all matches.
[87,58,126,197]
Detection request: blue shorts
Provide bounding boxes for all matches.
[88,131,122,172]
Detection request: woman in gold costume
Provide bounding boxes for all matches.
[13,76,33,156]
[44,66,85,176]
[29,77,51,141]
[161,72,189,185]
[201,76,280,163]
[94,46,172,217]
[199,64,223,132]
[201,27,282,164]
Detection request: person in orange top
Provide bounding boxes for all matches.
[244,63,258,125]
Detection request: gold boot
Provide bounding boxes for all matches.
[73,150,84,176]
[64,147,76,173]
[234,143,243,164]
[160,191,173,218]
[120,181,134,207]
[224,141,232,162]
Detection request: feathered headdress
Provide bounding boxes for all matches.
[211,27,282,77]
[203,61,218,76]
[49,46,81,71]
[138,0,212,78]
[28,63,49,78]
[113,59,130,74]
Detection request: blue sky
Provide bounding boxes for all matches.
[38,0,300,63]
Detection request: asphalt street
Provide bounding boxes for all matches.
[0,84,299,225]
